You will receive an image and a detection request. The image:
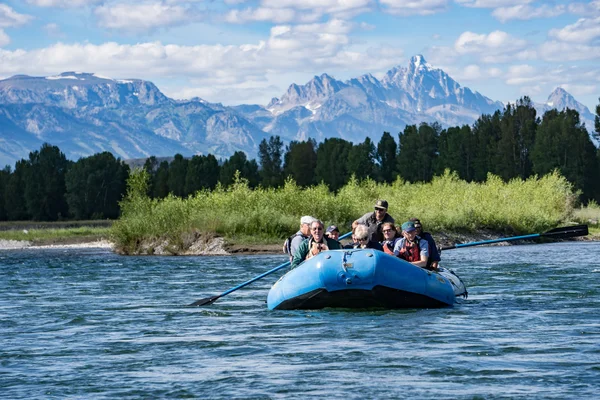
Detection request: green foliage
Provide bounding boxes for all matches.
[0,166,9,221]
[220,151,260,188]
[259,135,284,188]
[283,139,317,187]
[398,123,439,182]
[532,108,600,202]
[23,143,70,221]
[315,138,353,191]
[111,169,576,253]
[185,154,219,194]
[376,132,398,183]
[167,154,188,197]
[347,137,376,180]
[65,152,129,220]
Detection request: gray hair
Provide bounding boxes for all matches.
[310,219,324,229]
[354,224,368,240]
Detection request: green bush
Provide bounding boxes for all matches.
[111,169,576,253]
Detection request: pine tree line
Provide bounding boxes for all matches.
[1,97,599,222]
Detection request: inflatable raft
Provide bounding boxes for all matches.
[267,249,467,310]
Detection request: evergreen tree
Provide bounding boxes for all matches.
[143,156,159,197]
[436,125,475,180]
[495,97,538,180]
[397,123,439,182]
[471,111,502,182]
[376,132,398,183]
[347,137,376,181]
[4,160,29,220]
[0,166,10,221]
[23,144,70,221]
[65,152,130,219]
[185,154,220,194]
[283,139,317,187]
[153,161,170,199]
[595,97,600,143]
[168,154,189,197]
[219,151,260,187]
[258,136,284,188]
[532,109,600,202]
[314,138,352,191]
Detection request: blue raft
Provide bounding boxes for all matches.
[267,249,467,310]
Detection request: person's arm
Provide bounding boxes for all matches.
[392,238,404,257]
[411,239,429,268]
[291,240,309,268]
[354,212,371,227]
[289,235,304,259]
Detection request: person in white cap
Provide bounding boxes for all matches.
[283,215,316,261]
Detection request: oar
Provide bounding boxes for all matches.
[188,231,352,306]
[440,224,589,251]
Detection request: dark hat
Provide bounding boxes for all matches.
[374,199,388,210]
[409,217,422,228]
[326,225,339,233]
[401,221,416,232]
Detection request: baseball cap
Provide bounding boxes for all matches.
[409,217,422,228]
[374,199,388,210]
[326,225,339,233]
[401,221,416,232]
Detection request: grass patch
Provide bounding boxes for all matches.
[111,169,577,254]
[0,226,112,242]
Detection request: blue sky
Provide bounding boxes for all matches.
[1,0,599,110]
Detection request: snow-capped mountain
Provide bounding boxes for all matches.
[533,87,598,146]
[0,56,597,168]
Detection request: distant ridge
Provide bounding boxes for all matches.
[0,56,597,168]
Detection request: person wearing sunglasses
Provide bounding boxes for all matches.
[394,221,430,269]
[291,219,342,268]
[409,217,440,270]
[352,199,395,243]
[380,222,400,255]
[345,224,383,251]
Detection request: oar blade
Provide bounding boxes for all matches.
[188,295,220,307]
[542,224,588,239]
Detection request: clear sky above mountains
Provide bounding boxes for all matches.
[0,0,599,110]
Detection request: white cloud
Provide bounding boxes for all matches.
[559,83,598,96]
[225,8,316,24]
[0,29,9,47]
[25,0,102,7]
[549,17,600,44]
[539,40,600,61]
[94,2,201,32]
[0,22,404,104]
[379,0,450,16]
[454,30,531,62]
[225,0,373,23]
[43,23,64,37]
[0,4,34,28]
[568,1,600,17]
[492,4,565,23]
[455,0,533,7]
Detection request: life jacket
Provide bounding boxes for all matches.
[382,241,395,255]
[399,239,420,262]
[283,232,305,254]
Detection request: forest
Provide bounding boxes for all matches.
[1,97,599,222]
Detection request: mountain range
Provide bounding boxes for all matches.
[0,55,597,168]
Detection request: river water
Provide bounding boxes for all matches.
[1,242,599,399]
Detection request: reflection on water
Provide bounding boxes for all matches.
[1,242,599,399]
